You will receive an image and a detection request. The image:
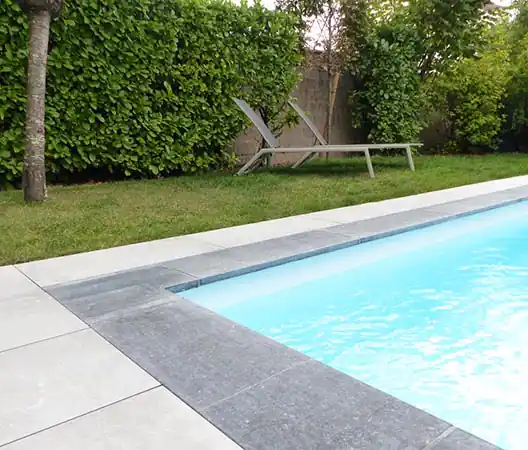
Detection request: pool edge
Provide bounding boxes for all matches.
[44,188,526,450]
[168,187,528,294]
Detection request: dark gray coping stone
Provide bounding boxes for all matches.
[93,296,311,408]
[48,266,197,321]
[202,358,452,450]
[46,187,525,450]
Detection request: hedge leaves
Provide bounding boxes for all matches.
[0,0,302,184]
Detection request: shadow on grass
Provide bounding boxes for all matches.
[265,157,410,177]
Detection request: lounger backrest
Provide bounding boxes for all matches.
[288,101,327,146]
[233,99,279,148]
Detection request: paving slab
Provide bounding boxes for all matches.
[0,266,42,302]
[305,197,425,224]
[427,188,528,217]
[47,266,196,322]
[0,329,158,446]
[203,360,451,450]
[16,235,220,287]
[50,284,173,324]
[47,265,196,300]
[307,176,528,224]
[93,297,309,408]
[164,229,355,284]
[4,387,242,450]
[192,215,338,248]
[0,290,86,352]
[326,207,445,239]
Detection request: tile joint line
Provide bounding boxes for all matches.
[0,386,161,449]
[201,359,312,411]
[13,265,46,290]
[421,425,457,450]
[0,327,89,357]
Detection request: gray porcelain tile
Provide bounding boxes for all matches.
[220,229,356,270]
[165,230,355,284]
[492,185,528,200]
[210,230,350,269]
[0,329,158,446]
[16,235,220,287]
[326,208,445,239]
[163,249,253,281]
[427,192,523,217]
[4,387,242,450]
[431,429,501,450]
[191,215,336,248]
[0,267,43,303]
[204,360,450,450]
[47,265,197,321]
[239,229,355,256]
[47,265,196,301]
[0,291,86,352]
[53,284,174,323]
[94,297,309,408]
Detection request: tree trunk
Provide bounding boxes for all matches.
[23,9,51,202]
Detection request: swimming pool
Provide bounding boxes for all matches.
[183,201,528,450]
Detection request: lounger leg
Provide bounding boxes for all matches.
[265,153,273,168]
[406,146,416,172]
[236,149,266,176]
[364,149,375,178]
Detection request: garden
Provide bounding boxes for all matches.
[1,0,528,264]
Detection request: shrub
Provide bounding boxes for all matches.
[351,23,424,144]
[0,0,302,184]
[505,4,528,143]
[427,29,512,152]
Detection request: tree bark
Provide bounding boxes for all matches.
[23,9,51,202]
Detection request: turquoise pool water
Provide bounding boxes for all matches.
[183,202,528,449]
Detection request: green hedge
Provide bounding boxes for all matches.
[351,23,424,144]
[0,0,302,184]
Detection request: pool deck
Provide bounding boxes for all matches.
[3,176,528,449]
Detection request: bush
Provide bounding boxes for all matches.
[427,29,512,152]
[0,0,302,184]
[506,35,528,134]
[505,4,528,144]
[350,23,424,144]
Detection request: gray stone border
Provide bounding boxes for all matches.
[46,187,528,450]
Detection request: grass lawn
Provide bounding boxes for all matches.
[2,154,528,266]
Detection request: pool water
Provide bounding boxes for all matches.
[183,201,528,449]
